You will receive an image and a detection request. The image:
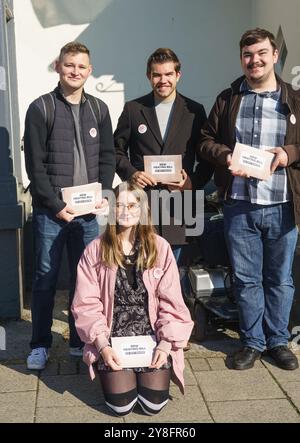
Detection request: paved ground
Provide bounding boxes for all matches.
[0,290,300,424]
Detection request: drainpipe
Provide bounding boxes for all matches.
[0,0,24,318]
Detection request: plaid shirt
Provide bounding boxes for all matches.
[230,80,291,204]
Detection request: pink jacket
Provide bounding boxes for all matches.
[71,234,194,394]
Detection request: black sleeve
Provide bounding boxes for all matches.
[191,104,215,189]
[23,102,66,214]
[98,102,116,191]
[197,93,232,166]
[114,103,138,180]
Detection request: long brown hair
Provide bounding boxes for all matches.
[101,182,157,270]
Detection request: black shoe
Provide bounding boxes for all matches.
[232,347,261,370]
[268,346,299,370]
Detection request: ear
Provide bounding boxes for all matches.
[54,59,60,74]
[88,64,93,76]
[176,70,182,82]
[273,48,279,64]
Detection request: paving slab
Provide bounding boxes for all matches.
[195,368,284,402]
[208,399,300,423]
[184,337,241,359]
[40,361,59,376]
[79,361,89,375]
[125,386,212,423]
[261,356,300,383]
[0,391,36,423]
[188,358,210,372]
[3,293,299,424]
[280,382,300,410]
[181,360,198,385]
[0,318,32,362]
[170,361,198,389]
[37,374,104,408]
[59,359,78,375]
[0,299,70,362]
[35,405,124,423]
[0,364,38,393]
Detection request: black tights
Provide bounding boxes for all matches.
[98,369,171,416]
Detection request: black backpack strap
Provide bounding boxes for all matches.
[87,95,102,128]
[23,92,55,193]
[39,92,55,137]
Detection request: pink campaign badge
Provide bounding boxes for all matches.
[138,124,147,134]
[153,268,164,279]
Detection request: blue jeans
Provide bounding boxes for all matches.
[172,245,182,264]
[223,199,298,352]
[30,209,99,349]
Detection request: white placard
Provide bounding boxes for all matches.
[111,335,157,368]
[229,142,275,180]
[71,191,96,206]
[151,161,175,175]
[61,182,102,216]
[239,151,266,170]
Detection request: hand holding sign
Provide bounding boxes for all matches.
[111,335,157,368]
[91,198,109,216]
[227,154,250,178]
[229,143,275,180]
[166,169,192,191]
[100,346,123,371]
[131,170,157,188]
[149,349,168,369]
[61,182,102,216]
[267,147,288,173]
[144,155,182,183]
[56,205,75,222]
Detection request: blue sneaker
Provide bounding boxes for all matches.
[27,347,49,370]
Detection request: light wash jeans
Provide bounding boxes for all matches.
[223,199,298,352]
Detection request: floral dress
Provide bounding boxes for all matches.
[97,251,171,372]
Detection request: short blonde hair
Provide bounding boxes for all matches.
[58,41,90,62]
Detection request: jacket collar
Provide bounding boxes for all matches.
[54,82,88,104]
[230,74,290,107]
[140,92,163,147]
[140,92,187,152]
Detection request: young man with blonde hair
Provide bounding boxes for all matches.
[24,41,115,369]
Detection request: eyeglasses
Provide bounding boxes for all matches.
[116,202,141,212]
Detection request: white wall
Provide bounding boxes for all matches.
[14,0,252,186]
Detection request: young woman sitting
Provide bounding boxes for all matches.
[72,182,194,416]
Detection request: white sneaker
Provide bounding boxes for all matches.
[69,346,84,357]
[27,347,49,370]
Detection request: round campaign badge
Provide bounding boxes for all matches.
[290,114,296,125]
[138,124,147,134]
[89,127,97,138]
[153,267,164,279]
